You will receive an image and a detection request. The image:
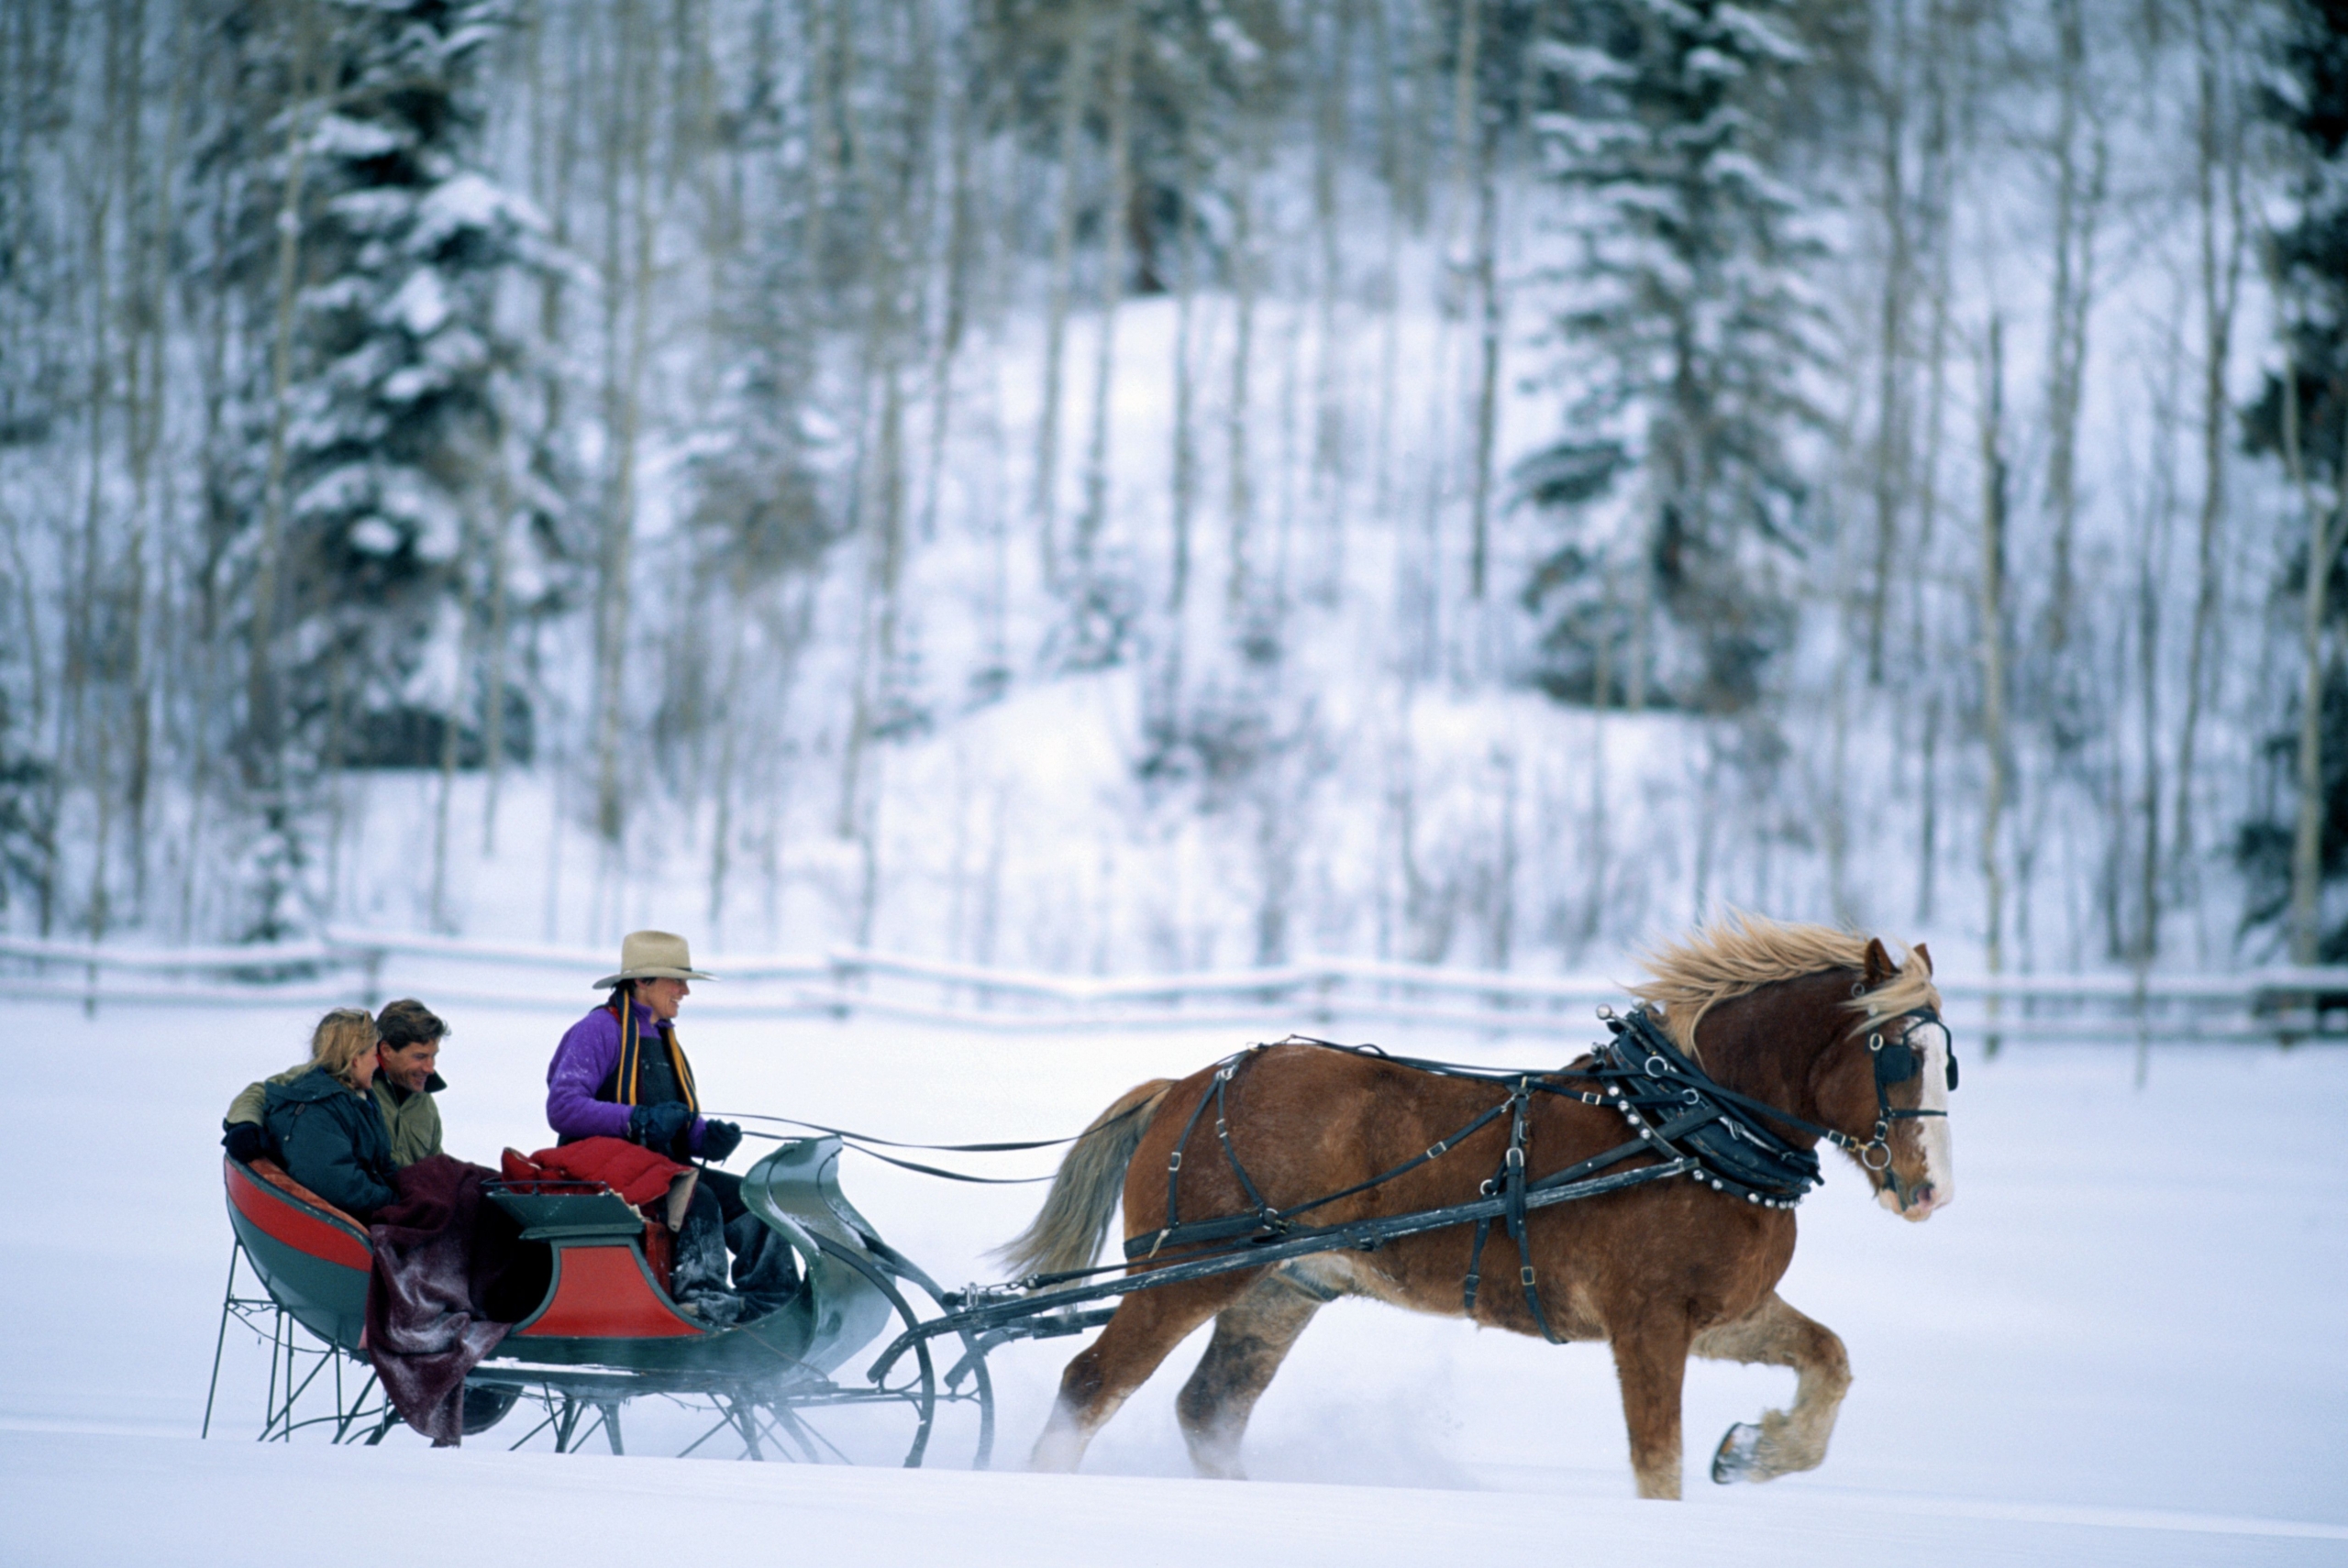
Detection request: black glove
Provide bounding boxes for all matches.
[627,1100,695,1159]
[699,1120,743,1164]
[222,1122,271,1165]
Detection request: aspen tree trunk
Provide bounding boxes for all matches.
[1828,566,1855,925]
[838,0,925,881]
[2041,0,2105,655]
[81,0,139,944]
[1389,717,1428,959]
[1367,0,1410,535]
[1465,122,1500,607]
[850,365,909,948]
[182,84,239,939]
[430,586,465,931]
[837,0,921,846]
[1977,315,2010,1052]
[1309,0,1351,604]
[481,422,512,853]
[1372,134,1404,531]
[125,0,182,922]
[1625,480,1657,714]
[1168,118,1199,616]
[922,5,978,547]
[1075,0,1135,573]
[249,0,322,785]
[2136,424,2167,969]
[1434,0,1480,661]
[1274,256,1305,613]
[807,0,845,206]
[1226,111,1261,613]
[1488,745,1516,971]
[2282,352,2342,966]
[1580,651,1610,946]
[1371,0,1399,523]
[2172,0,2244,941]
[533,0,581,436]
[1034,11,1095,588]
[1157,104,1198,745]
[706,591,747,934]
[1446,0,1479,243]
[760,585,814,946]
[1911,0,1959,922]
[1866,0,1911,684]
[593,0,659,868]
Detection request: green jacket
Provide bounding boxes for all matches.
[225,1065,445,1166]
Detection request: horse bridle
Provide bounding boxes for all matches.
[1855,1004,1956,1173]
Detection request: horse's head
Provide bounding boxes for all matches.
[1817,938,1955,1222]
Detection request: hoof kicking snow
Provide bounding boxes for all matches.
[1711,1421,1765,1485]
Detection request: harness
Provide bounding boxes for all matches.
[1107,1001,1955,1340]
[876,1000,1959,1384]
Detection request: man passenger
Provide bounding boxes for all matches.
[222,998,449,1167]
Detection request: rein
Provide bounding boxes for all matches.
[709,1099,1162,1186]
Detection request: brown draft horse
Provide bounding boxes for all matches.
[999,916,1954,1498]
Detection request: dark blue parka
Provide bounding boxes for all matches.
[263,1066,399,1219]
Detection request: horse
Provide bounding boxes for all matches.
[997,915,1955,1498]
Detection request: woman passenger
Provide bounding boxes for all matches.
[263,1008,400,1221]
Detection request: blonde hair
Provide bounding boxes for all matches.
[1631,911,1941,1065]
[309,1008,379,1089]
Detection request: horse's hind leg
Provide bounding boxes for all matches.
[1175,1266,1335,1479]
[1692,1292,1853,1485]
[1030,1269,1263,1474]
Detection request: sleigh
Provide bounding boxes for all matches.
[205,1137,993,1465]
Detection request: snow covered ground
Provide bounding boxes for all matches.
[4,996,2344,1565]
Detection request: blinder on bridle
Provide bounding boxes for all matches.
[1855,1005,1956,1171]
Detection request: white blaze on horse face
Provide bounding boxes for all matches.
[1879,1021,1955,1222]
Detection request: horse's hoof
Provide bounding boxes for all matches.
[1711,1422,1765,1485]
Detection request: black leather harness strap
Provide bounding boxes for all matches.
[1140,1051,1246,1257]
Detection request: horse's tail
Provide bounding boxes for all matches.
[993,1078,1175,1281]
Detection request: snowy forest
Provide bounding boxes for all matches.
[2,0,2345,981]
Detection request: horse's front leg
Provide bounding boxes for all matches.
[1608,1313,1695,1499]
[1690,1291,1852,1485]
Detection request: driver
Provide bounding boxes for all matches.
[547,932,791,1320]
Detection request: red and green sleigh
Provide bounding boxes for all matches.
[206,1137,993,1464]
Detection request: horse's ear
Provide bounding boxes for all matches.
[1862,937,1894,987]
[1912,941,1933,977]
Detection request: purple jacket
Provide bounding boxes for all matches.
[546,1001,708,1154]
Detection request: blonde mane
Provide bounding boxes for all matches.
[1629,911,1941,1064]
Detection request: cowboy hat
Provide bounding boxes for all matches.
[593,930,716,988]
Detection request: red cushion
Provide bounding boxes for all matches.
[504,1137,689,1208]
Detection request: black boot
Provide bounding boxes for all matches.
[669,1188,744,1328]
[725,1212,803,1322]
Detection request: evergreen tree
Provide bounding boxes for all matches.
[1519,0,1828,713]
[266,0,543,772]
[2237,0,2348,957]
